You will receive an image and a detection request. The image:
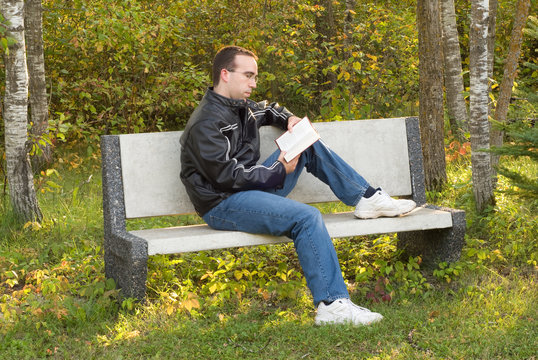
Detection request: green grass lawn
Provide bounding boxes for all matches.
[1,152,536,359]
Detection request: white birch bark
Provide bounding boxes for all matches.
[487,0,498,181]
[469,0,495,212]
[25,0,52,169]
[1,0,43,221]
[440,0,468,139]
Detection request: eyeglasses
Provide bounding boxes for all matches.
[228,69,258,83]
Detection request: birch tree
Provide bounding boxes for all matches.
[25,0,51,169]
[417,0,447,190]
[1,0,43,222]
[486,0,498,181]
[487,0,498,89]
[490,0,532,168]
[440,0,467,141]
[469,0,495,212]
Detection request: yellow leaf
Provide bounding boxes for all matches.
[183,300,193,311]
[209,283,218,294]
[166,305,174,315]
[234,270,243,280]
[184,294,200,310]
[200,274,209,280]
[125,330,140,339]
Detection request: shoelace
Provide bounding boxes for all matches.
[339,298,372,313]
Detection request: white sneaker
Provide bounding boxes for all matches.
[354,188,416,219]
[315,298,383,326]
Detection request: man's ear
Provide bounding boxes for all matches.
[220,69,230,84]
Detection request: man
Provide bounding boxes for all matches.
[180,46,416,325]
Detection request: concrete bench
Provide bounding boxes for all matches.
[101,117,466,300]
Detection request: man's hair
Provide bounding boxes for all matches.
[212,46,258,86]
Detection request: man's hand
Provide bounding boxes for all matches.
[278,151,299,174]
[287,115,302,132]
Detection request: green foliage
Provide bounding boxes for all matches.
[1,139,537,358]
[489,120,538,198]
[0,13,17,55]
[1,0,536,153]
[454,0,537,104]
[0,14,9,54]
[35,0,424,147]
[433,261,463,283]
[1,154,537,358]
[1,1,538,357]
[254,2,420,120]
[1,0,532,149]
[431,150,538,268]
[43,0,208,143]
[510,13,538,125]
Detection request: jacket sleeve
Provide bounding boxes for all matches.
[185,120,286,192]
[250,100,294,130]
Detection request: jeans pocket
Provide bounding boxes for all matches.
[208,215,238,231]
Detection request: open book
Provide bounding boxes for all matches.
[275,117,321,162]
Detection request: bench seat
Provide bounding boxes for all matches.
[133,207,453,255]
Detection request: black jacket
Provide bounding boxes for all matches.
[180,88,294,216]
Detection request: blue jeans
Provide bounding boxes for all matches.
[202,140,371,305]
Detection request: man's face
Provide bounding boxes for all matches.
[224,55,258,100]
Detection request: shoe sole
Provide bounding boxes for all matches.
[354,203,417,219]
[315,316,383,326]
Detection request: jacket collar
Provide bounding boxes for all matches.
[205,87,247,108]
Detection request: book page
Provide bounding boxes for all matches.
[275,117,320,162]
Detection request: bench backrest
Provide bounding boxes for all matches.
[107,117,423,219]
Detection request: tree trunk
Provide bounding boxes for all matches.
[440,0,467,141]
[487,0,498,84]
[469,0,495,212]
[487,0,498,183]
[490,0,531,166]
[417,0,447,191]
[25,0,52,170]
[1,0,43,222]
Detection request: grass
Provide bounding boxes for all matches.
[1,150,537,359]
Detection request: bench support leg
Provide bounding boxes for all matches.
[101,135,148,301]
[397,207,466,264]
[104,233,148,301]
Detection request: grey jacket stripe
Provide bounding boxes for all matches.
[220,123,277,173]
